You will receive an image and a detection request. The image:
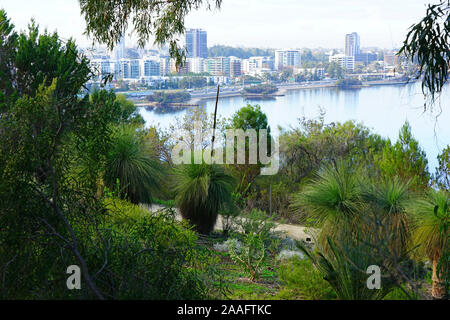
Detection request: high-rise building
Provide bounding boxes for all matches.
[345,32,360,57]
[274,50,301,70]
[185,29,208,58]
[113,36,126,60]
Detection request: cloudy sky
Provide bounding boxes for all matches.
[0,0,434,49]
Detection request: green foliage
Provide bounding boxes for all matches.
[409,190,449,274]
[234,209,276,240]
[228,232,267,282]
[105,125,163,204]
[399,0,449,108]
[226,209,279,281]
[114,94,145,125]
[293,163,417,299]
[148,91,191,105]
[298,238,396,300]
[79,0,222,66]
[243,84,278,95]
[0,18,131,299]
[277,257,336,300]
[174,163,235,234]
[178,76,208,89]
[377,121,430,191]
[227,104,272,198]
[291,162,361,240]
[208,45,273,59]
[434,145,450,190]
[327,61,344,79]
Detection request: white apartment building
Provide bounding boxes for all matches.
[274,49,301,70]
[139,58,161,77]
[187,57,205,74]
[204,57,230,76]
[90,59,121,81]
[329,54,355,71]
[119,59,140,79]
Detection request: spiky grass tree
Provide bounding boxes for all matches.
[361,178,413,258]
[291,162,362,246]
[174,163,234,234]
[298,237,395,300]
[409,190,449,299]
[292,163,414,299]
[105,125,162,204]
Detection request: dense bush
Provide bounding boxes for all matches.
[243,84,278,95]
[0,199,223,299]
[148,91,191,105]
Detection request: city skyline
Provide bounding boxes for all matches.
[0,0,433,49]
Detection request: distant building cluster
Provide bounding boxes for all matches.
[87,29,406,87]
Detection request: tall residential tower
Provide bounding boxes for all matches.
[345,32,360,56]
[185,29,208,58]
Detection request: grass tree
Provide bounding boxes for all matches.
[293,163,417,299]
[361,177,413,258]
[174,163,234,234]
[291,162,362,245]
[105,125,163,204]
[409,190,449,299]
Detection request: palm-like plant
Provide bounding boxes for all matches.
[409,190,449,299]
[105,125,162,204]
[361,178,412,258]
[291,162,362,244]
[174,163,234,234]
[298,237,395,300]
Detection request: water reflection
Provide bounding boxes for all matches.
[140,83,450,169]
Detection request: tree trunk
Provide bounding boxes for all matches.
[431,255,446,299]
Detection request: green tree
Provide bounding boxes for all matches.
[377,121,430,191]
[227,104,272,197]
[327,61,344,79]
[435,145,450,190]
[0,15,123,298]
[114,94,145,125]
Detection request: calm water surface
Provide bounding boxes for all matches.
[140,83,450,170]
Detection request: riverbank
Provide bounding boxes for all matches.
[130,79,417,107]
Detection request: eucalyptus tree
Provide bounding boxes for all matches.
[399,0,449,110]
[79,0,222,66]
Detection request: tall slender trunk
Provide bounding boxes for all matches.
[431,255,446,299]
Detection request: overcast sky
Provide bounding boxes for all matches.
[0,0,434,49]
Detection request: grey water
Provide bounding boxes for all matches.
[140,82,450,171]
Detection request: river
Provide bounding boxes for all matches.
[139,82,450,171]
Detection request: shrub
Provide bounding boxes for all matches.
[277,257,336,300]
[228,232,267,282]
[88,199,224,299]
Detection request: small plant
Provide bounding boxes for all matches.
[228,232,267,282]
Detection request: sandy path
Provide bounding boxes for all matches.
[142,204,317,242]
